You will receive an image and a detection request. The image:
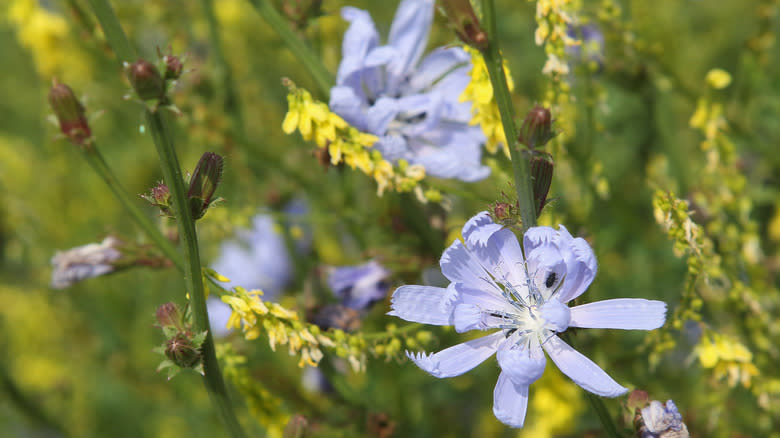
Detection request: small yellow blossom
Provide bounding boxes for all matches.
[459,47,513,156]
[705,68,732,89]
[696,332,759,388]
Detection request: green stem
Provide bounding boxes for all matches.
[480,0,536,231]
[145,111,247,438]
[81,144,183,271]
[85,2,247,437]
[246,0,333,98]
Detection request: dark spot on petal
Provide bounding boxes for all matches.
[545,272,557,288]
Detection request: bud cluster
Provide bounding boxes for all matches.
[519,105,556,216]
[154,302,208,379]
[124,50,185,109]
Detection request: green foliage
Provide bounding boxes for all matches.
[0,0,778,437]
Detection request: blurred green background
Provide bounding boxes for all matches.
[1,0,778,437]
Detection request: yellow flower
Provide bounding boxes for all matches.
[705,68,732,89]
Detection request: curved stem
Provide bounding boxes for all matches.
[480,0,536,231]
[246,0,333,98]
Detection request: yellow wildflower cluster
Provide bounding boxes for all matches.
[282,84,426,196]
[216,344,288,438]
[6,0,91,80]
[695,332,759,388]
[219,286,367,370]
[459,46,512,156]
[532,0,582,77]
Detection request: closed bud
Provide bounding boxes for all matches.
[163,54,183,80]
[125,59,165,101]
[518,105,555,149]
[165,333,202,368]
[526,150,554,215]
[156,302,182,328]
[187,152,224,220]
[141,182,173,217]
[48,82,91,146]
[439,0,488,50]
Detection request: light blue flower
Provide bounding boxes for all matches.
[330,0,490,181]
[328,260,390,309]
[211,214,292,299]
[640,400,689,438]
[389,212,667,428]
[207,297,233,339]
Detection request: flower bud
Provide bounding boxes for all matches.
[163,54,184,80]
[439,0,488,50]
[165,333,202,368]
[156,302,182,328]
[187,152,224,220]
[518,105,555,149]
[125,59,165,101]
[141,182,173,217]
[48,82,91,146]
[526,150,554,215]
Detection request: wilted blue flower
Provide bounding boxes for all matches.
[640,400,689,438]
[50,236,123,289]
[389,212,667,428]
[330,0,489,181]
[328,260,390,309]
[211,214,292,298]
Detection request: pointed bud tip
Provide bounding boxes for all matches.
[48,82,91,145]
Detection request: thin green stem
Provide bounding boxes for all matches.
[246,0,333,98]
[145,111,247,438]
[86,2,248,437]
[480,0,536,231]
[80,144,183,271]
[363,323,421,341]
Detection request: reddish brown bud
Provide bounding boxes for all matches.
[278,0,323,29]
[125,59,165,100]
[526,150,554,215]
[163,54,184,80]
[518,105,555,149]
[165,333,202,368]
[156,302,182,328]
[187,152,224,220]
[48,82,91,146]
[439,0,488,50]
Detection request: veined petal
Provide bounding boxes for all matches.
[440,240,496,292]
[406,47,470,93]
[365,97,399,134]
[493,371,530,428]
[452,303,485,332]
[569,299,667,330]
[543,335,627,397]
[337,7,379,87]
[461,211,501,248]
[388,285,457,325]
[496,340,546,386]
[555,230,597,303]
[386,0,434,92]
[407,331,503,378]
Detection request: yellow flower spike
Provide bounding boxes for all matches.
[282,108,300,134]
[705,68,732,89]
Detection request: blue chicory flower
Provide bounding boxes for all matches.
[330,0,490,181]
[328,260,390,310]
[389,211,667,428]
[640,400,689,438]
[565,24,604,68]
